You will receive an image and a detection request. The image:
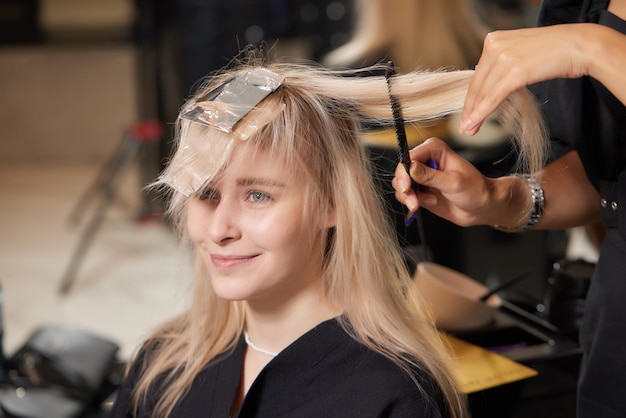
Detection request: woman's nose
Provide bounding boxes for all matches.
[207,199,241,243]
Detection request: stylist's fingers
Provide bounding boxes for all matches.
[392,163,418,212]
[461,27,553,136]
[461,26,583,135]
[463,77,523,136]
[393,137,449,212]
[460,30,505,117]
[460,44,494,130]
[406,157,438,188]
[460,32,514,135]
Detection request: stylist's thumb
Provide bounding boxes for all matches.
[409,160,434,186]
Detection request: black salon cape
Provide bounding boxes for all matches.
[108,318,446,418]
[529,2,626,417]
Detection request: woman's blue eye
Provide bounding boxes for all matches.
[248,191,270,203]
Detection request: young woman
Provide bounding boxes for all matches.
[108,56,546,418]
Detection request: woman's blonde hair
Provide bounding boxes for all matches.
[130,56,547,418]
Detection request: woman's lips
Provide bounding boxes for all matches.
[210,254,259,268]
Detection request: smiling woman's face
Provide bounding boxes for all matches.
[187,147,332,306]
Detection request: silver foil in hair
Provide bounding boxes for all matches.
[181,68,284,139]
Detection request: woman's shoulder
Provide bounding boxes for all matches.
[313,320,446,416]
[352,342,443,396]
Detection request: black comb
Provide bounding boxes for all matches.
[384,62,430,262]
[385,63,412,175]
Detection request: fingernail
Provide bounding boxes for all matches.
[404,211,417,227]
[407,199,417,213]
[459,118,473,134]
[402,176,412,193]
[426,158,438,170]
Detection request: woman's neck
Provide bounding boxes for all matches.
[244,289,340,355]
[609,0,626,20]
[236,293,340,404]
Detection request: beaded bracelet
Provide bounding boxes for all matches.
[493,174,544,233]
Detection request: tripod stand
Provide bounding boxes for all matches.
[58,0,183,294]
[58,120,162,294]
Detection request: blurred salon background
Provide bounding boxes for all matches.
[0,0,597,416]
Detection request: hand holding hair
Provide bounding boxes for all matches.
[459,23,626,135]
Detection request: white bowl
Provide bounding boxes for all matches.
[414,262,501,331]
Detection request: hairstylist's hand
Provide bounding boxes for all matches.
[391,138,496,227]
[460,24,592,136]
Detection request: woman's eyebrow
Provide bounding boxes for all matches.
[237,177,286,188]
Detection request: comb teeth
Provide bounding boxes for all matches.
[384,62,410,172]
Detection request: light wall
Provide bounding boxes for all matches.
[0,45,137,163]
[0,0,137,164]
[39,0,134,33]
